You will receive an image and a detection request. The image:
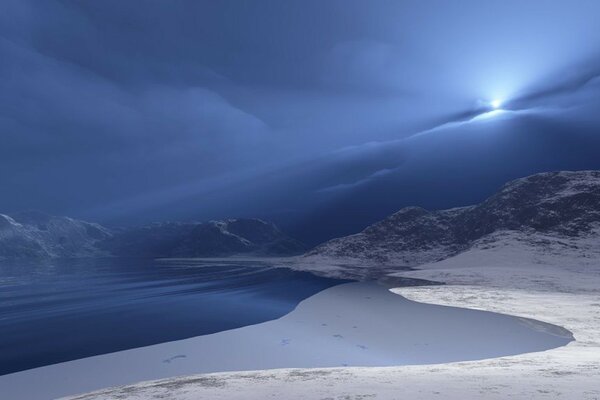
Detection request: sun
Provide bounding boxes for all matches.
[491,99,503,109]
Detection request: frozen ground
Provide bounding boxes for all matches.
[0,278,569,399]
[54,231,600,399]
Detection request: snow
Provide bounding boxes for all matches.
[305,170,600,266]
[0,279,571,400]
[48,231,600,400]
[0,213,111,259]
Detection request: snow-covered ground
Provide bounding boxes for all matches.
[0,279,569,400]
[52,231,600,400]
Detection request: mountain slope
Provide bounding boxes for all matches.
[0,211,112,259]
[306,170,600,265]
[100,218,306,258]
[0,212,305,260]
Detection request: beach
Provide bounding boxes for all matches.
[0,277,572,400]
[47,233,600,400]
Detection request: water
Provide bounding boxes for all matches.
[0,258,343,375]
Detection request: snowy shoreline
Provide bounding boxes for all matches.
[48,232,600,400]
[0,270,574,399]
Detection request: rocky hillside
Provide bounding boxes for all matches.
[101,218,306,258]
[0,212,305,260]
[307,170,600,265]
[0,211,112,259]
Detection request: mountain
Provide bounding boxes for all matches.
[0,211,112,259]
[99,218,306,258]
[133,95,600,248]
[6,170,597,261]
[0,212,304,260]
[306,170,600,266]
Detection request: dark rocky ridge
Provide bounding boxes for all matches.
[0,213,305,260]
[0,211,112,259]
[307,170,600,264]
[101,218,306,257]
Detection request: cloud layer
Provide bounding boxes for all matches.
[2,0,600,244]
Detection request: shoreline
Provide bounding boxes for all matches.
[0,280,572,400]
[0,259,343,376]
[53,236,600,400]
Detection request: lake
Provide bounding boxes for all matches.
[0,258,343,375]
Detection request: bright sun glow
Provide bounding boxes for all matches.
[491,99,503,109]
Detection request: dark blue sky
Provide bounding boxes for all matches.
[2,0,600,244]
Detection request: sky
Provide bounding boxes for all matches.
[2,0,600,244]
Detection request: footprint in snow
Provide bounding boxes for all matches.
[162,354,187,364]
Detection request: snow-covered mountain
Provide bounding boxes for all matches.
[5,171,597,262]
[0,213,304,260]
[0,211,112,259]
[306,170,600,266]
[99,218,306,257]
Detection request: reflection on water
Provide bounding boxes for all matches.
[0,258,342,375]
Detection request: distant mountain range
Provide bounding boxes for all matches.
[307,170,600,266]
[0,213,305,260]
[3,170,599,262]
[99,219,305,258]
[0,211,111,259]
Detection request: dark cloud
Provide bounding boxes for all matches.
[1,0,600,245]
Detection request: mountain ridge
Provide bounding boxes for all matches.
[0,211,112,259]
[306,170,600,266]
[0,213,305,260]
[101,218,306,258]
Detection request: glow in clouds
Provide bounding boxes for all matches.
[491,99,503,109]
[473,109,506,121]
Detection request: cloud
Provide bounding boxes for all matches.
[321,40,421,94]
[0,33,270,214]
[2,0,600,245]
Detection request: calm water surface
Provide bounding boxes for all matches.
[0,258,343,375]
